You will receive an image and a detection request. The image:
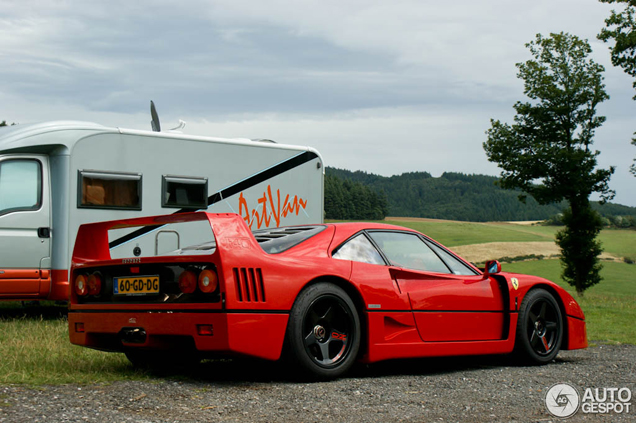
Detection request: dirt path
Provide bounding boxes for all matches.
[451,241,619,263]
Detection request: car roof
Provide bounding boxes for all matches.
[326,222,419,250]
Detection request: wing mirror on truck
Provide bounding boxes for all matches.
[483,260,501,277]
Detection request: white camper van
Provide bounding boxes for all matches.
[0,121,323,301]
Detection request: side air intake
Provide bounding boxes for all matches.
[233,267,266,302]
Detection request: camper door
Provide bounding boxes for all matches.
[0,155,51,296]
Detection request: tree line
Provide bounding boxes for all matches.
[324,174,389,220]
[325,167,636,223]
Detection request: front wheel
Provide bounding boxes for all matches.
[515,288,563,364]
[286,283,361,380]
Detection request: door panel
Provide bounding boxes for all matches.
[0,156,51,296]
[391,268,506,342]
[413,312,505,342]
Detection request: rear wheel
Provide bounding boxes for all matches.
[287,283,361,380]
[515,288,563,364]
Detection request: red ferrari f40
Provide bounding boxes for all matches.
[69,213,586,379]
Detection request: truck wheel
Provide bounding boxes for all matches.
[515,288,563,364]
[287,283,361,380]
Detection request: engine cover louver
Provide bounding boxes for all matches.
[233,267,266,302]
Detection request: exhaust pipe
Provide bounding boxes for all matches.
[118,327,147,344]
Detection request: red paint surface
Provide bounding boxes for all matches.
[69,212,587,364]
[564,316,588,350]
[68,311,288,360]
[0,267,68,300]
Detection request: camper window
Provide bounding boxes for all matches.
[162,175,208,209]
[78,170,142,210]
[0,159,42,216]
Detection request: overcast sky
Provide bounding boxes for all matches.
[1,0,635,207]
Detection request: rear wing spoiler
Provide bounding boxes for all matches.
[72,212,261,265]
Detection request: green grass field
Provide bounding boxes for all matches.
[1,219,634,385]
[381,219,552,247]
[0,304,149,385]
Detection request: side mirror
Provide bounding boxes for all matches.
[484,260,501,276]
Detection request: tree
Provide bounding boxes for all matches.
[484,32,615,295]
[0,121,8,127]
[324,174,388,220]
[599,0,636,92]
[598,0,636,175]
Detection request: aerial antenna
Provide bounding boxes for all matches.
[169,120,187,131]
[150,100,161,132]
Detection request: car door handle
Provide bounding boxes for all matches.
[37,227,50,238]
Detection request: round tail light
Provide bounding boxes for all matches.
[198,269,218,294]
[87,273,102,295]
[75,274,88,296]
[178,270,197,294]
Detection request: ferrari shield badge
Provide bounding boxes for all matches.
[511,277,519,290]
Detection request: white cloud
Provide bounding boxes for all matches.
[0,0,635,206]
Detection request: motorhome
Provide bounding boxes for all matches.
[0,120,323,301]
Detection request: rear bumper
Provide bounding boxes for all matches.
[68,311,289,361]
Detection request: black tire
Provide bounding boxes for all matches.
[286,283,361,380]
[515,288,563,364]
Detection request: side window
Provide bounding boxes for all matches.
[333,233,385,265]
[425,239,479,275]
[78,170,142,210]
[0,159,42,215]
[369,231,451,273]
[162,175,208,209]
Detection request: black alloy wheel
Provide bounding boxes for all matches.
[515,288,563,364]
[287,283,361,380]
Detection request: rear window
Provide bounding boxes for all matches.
[253,225,326,254]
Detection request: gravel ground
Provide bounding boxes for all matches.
[0,344,634,423]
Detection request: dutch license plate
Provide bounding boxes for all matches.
[113,275,160,295]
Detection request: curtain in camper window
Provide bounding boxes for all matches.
[78,170,142,210]
[0,159,41,215]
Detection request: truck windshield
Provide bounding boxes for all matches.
[0,159,42,215]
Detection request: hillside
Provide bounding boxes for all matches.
[326,167,636,222]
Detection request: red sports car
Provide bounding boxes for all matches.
[69,212,587,379]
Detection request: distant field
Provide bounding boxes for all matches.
[378,218,552,247]
[597,228,636,259]
[383,217,636,259]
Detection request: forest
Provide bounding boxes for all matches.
[325,167,636,223]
